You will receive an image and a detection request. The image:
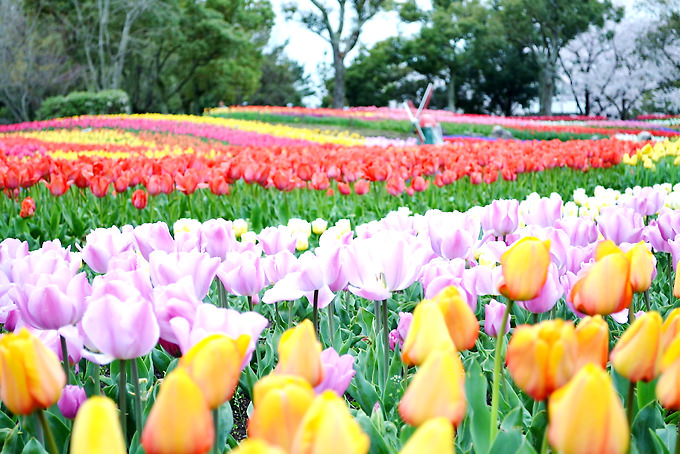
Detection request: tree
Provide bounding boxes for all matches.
[0,0,78,121]
[248,45,314,106]
[499,0,617,115]
[283,0,387,108]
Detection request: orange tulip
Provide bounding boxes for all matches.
[0,328,65,415]
[248,374,315,452]
[610,311,662,382]
[506,319,578,401]
[399,417,454,454]
[230,440,286,454]
[548,364,629,454]
[574,315,609,370]
[274,320,324,386]
[498,236,551,301]
[141,368,214,454]
[660,334,680,372]
[291,391,370,454]
[570,243,632,315]
[432,286,479,351]
[398,347,466,427]
[70,396,126,454]
[179,333,250,409]
[656,358,680,410]
[662,308,680,352]
[625,242,655,293]
[401,300,455,366]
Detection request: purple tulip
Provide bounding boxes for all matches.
[198,219,238,260]
[516,263,563,314]
[132,222,176,261]
[520,193,563,228]
[645,221,672,253]
[669,235,680,270]
[149,250,220,300]
[655,209,680,242]
[597,206,644,245]
[560,271,587,319]
[263,250,300,284]
[169,303,267,368]
[314,348,355,396]
[90,269,153,303]
[388,312,413,350]
[81,294,159,363]
[611,308,629,324]
[217,250,267,302]
[58,385,87,419]
[426,211,480,260]
[484,299,511,337]
[257,226,297,255]
[621,186,666,217]
[481,199,519,237]
[0,238,28,277]
[153,276,202,345]
[80,226,135,273]
[30,325,84,364]
[173,218,202,252]
[262,252,336,308]
[419,258,466,294]
[554,217,598,247]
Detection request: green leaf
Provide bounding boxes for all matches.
[215,403,234,454]
[501,407,523,431]
[347,367,381,415]
[1,425,23,454]
[637,379,657,411]
[649,428,671,454]
[355,412,391,454]
[632,403,665,454]
[489,428,521,454]
[21,438,47,454]
[465,358,491,454]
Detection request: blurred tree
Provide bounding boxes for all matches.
[248,44,314,106]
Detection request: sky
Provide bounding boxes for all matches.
[267,0,638,107]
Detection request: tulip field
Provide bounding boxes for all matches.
[3,108,680,454]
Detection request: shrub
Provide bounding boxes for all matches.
[37,89,131,120]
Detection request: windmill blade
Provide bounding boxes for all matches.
[403,101,425,143]
[416,83,434,118]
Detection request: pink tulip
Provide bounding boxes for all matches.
[516,263,563,314]
[620,186,666,216]
[132,222,176,261]
[149,250,220,300]
[520,193,563,228]
[153,277,202,345]
[81,226,135,273]
[58,385,87,419]
[484,299,511,337]
[388,312,413,350]
[314,348,355,396]
[90,269,153,303]
[427,211,480,260]
[263,250,300,284]
[597,207,644,245]
[481,199,519,237]
[216,250,266,302]
[198,218,238,259]
[555,217,599,247]
[257,226,297,255]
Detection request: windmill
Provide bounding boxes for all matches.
[403,83,442,144]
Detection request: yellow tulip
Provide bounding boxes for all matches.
[610,311,662,382]
[179,334,250,409]
[432,286,479,351]
[674,264,680,299]
[398,347,466,427]
[574,315,609,370]
[662,308,680,352]
[570,244,632,315]
[498,237,551,301]
[230,440,286,454]
[141,367,214,454]
[548,364,629,454]
[625,242,655,293]
[275,320,324,386]
[70,396,126,454]
[399,418,454,454]
[656,359,680,411]
[248,374,315,452]
[0,328,65,415]
[291,391,370,454]
[506,319,578,401]
[401,300,455,366]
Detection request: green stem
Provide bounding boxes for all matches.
[93,363,101,395]
[33,413,44,446]
[328,299,335,347]
[312,290,319,337]
[288,300,294,328]
[247,295,253,312]
[675,416,680,454]
[212,408,220,454]
[60,335,69,385]
[275,302,282,327]
[130,360,143,438]
[532,312,539,325]
[644,289,650,312]
[217,279,227,308]
[37,410,59,454]
[381,299,389,387]
[626,380,636,430]
[540,419,550,454]
[489,299,514,444]
[118,359,127,441]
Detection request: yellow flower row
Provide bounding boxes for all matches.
[2,129,156,147]
[624,139,680,167]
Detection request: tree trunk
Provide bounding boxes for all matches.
[538,65,554,116]
[585,88,590,116]
[447,68,455,111]
[332,51,346,109]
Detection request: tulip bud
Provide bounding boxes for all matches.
[498,237,551,301]
[570,243,633,315]
[610,311,662,382]
[291,391,370,454]
[574,315,609,370]
[70,396,127,454]
[398,347,466,427]
[506,319,578,401]
[432,286,479,351]
[484,299,511,337]
[662,308,680,352]
[179,334,250,409]
[58,385,87,419]
[274,319,324,386]
[401,300,455,366]
[141,368,214,454]
[248,374,315,451]
[625,242,655,293]
[548,364,629,454]
[656,359,680,411]
[399,418,454,454]
[229,439,286,454]
[19,197,36,218]
[131,189,148,210]
[0,328,65,415]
